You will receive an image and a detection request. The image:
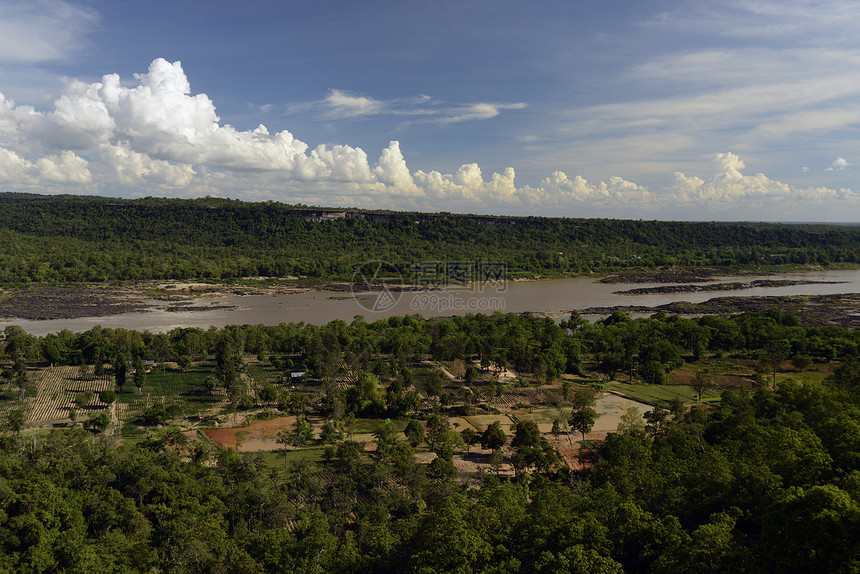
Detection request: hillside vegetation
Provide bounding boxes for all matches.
[0,193,858,284]
[0,309,858,572]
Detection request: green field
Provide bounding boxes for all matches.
[116,362,222,419]
[602,381,722,406]
[255,446,329,467]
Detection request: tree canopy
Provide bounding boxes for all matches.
[0,193,857,284]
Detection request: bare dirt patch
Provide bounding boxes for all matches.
[203,416,302,451]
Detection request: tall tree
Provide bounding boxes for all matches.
[373,418,400,460]
[570,388,600,442]
[114,359,127,392]
[690,371,712,402]
[404,418,425,448]
[293,415,314,448]
[276,430,291,467]
[511,419,556,474]
[426,414,449,449]
[6,409,24,434]
[12,349,27,400]
[481,421,507,452]
[569,407,599,442]
[133,357,146,394]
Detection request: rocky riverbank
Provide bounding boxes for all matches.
[0,286,149,320]
[578,293,860,328]
[614,279,844,295]
[0,282,301,320]
[598,269,720,284]
[0,280,432,321]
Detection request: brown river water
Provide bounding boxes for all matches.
[3,269,859,336]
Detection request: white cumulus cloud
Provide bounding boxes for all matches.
[100,142,195,187]
[826,157,850,171]
[0,145,91,187]
[0,146,36,183]
[0,58,857,220]
[666,152,803,205]
[35,150,91,183]
[373,141,421,196]
[523,172,652,207]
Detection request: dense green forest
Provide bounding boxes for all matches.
[0,312,858,571]
[0,192,858,284]
[2,191,860,572]
[3,308,857,387]
[0,310,858,570]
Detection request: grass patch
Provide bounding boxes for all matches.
[121,421,148,437]
[776,371,829,385]
[285,446,327,464]
[116,362,223,418]
[144,363,214,396]
[463,414,514,432]
[245,361,280,386]
[352,417,384,433]
[255,446,327,469]
[603,381,721,406]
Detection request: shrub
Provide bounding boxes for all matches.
[259,386,277,403]
[792,355,814,370]
[84,413,110,432]
[98,390,117,406]
[143,403,168,426]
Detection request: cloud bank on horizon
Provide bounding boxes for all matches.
[0,58,854,219]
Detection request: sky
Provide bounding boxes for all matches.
[1,0,859,221]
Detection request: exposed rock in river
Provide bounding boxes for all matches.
[578,293,860,328]
[614,279,844,295]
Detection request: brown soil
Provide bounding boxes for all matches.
[203,415,304,451]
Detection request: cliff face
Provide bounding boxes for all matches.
[284,206,520,227]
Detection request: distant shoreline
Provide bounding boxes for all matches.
[0,266,858,324]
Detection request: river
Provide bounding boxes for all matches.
[2,269,859,336]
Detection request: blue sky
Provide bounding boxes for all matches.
[1,0,859,220]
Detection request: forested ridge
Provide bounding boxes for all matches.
[0,310,859,571]
[0,192,858,284]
